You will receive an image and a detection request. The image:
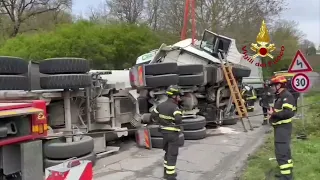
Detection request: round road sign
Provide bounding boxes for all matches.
[291,73,310,92]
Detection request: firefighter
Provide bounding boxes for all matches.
[259,79,275,125]
[241,84,257,112]
[268,75,296,180]
[151,85,183,180]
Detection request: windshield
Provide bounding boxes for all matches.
[200,31,215,54]
[200,30,232,59]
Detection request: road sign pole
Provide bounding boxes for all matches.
[301,93,305,128]
[287,49,312,140]
[297,92,307,140]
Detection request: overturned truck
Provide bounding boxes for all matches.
[128,30,251,141]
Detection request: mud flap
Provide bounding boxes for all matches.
[135,126,152,149]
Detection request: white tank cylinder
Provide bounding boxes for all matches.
[95,97,111,123]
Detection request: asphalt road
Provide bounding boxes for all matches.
[93,105,269,180]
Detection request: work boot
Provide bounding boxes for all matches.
[164,173,177,180]
[274,173,281,178]
[262,121,268,125]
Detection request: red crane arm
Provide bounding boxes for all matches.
[180,0,196,45]
[181,0,190,41]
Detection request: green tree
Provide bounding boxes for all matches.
[0,21,174,69]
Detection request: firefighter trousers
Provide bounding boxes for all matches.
[246,99,255,111]
[162,130,180,179]
[262,107,268,120]
[274,123,293,180]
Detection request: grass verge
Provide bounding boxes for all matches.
[240,93,320,180]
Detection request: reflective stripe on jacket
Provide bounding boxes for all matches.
[151,99,182,132]
[270,89,296,126]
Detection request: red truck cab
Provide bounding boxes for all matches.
[0,100,47,179]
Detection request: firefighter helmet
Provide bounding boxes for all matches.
[166,85,182,97]
[270,75,287,85]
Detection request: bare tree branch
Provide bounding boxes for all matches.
[106,0,144,24]
[0,0,71,37]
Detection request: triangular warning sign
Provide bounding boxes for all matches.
[288,50,313,73]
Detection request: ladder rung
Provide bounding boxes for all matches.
[223,64,248,118]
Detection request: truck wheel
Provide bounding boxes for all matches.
[182,115,206,130]
[40,74,91,89]
[44,151,96,168]
[178,74,204,86]
[0,56,28,75]
[39,58,90,74]
[148,125,162,137]
[145,74,179,88]
[44,136,94,159]
[222,118,238,125]
[0,75,28,90]
[232,65,251,78]
[151,133,185,149]
[183,127,207,140]
[144,63,177,75]
[178,64,203,75]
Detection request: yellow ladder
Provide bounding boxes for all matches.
[218,52,253,132]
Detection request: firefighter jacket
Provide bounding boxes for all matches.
[241,86,257,101]
[270,89,296,126]
[151,98,182,132]
[259,86,275,108]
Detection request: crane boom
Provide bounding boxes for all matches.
[180,0,196,45]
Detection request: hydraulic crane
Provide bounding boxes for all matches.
[181,0,196,45]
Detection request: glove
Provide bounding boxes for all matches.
[180,125,184,133]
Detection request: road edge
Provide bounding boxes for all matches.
[209,126,270,180]
[233,131,269,179]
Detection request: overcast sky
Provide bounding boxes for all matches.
[72,0,320,47]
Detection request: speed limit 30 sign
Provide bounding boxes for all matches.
[291,73,310,92]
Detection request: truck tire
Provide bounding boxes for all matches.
[40,74,91,89]
[144,63,177,75]
[151,133,185,149]
[222,118,238,125]
[182,115,206,130]
[183,127,207,140]
[0,56,28,75]
[178,74,204,86]
[148,124,162,137]
[44,151,96,168]
[39,58,90,74]
[232,65,251,78]
[178,64,203,75]
[145,74,179,88]
[44,136,94,159]
[0,75,28,90]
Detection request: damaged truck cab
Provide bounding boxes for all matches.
[129,30,252,127]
